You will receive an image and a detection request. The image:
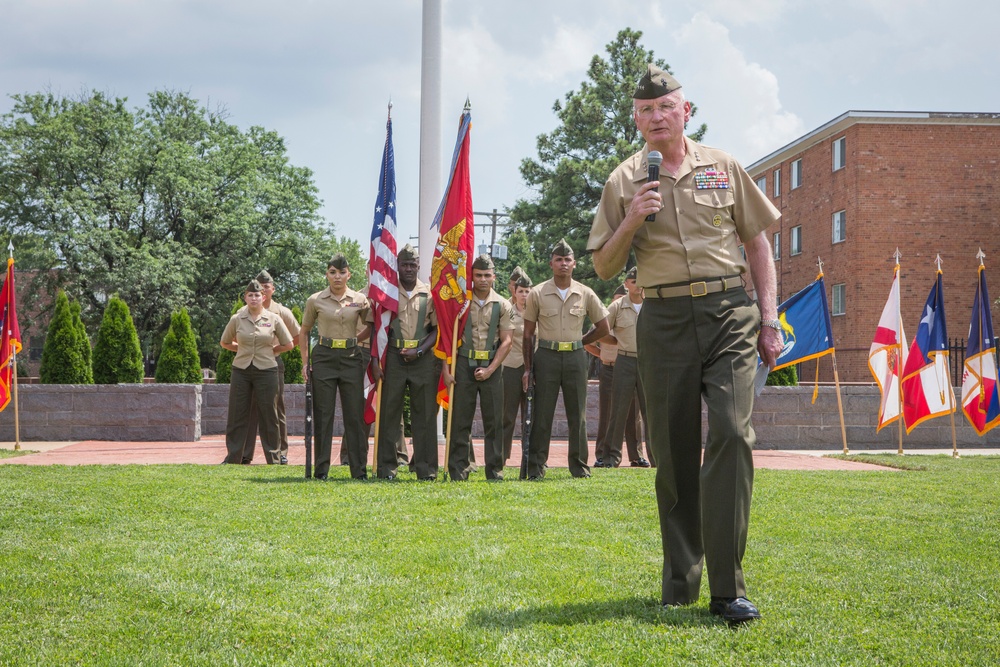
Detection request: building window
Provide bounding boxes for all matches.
[773,169,781,197]
[832,210,846,243]
[773,231,781,260]
[790,225,802,255]
[832,283,846,316]
[755,175,766,193]
[833,137,846,171]
[791,159,802,189]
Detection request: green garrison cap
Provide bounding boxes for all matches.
[472,253,495,271]
[513,272,533,289]
[613,283,627,297]
[625,266,638,281]
[327,253,350,270]
[509,265,527,283]
[550,238,574,257]
[633,64,682,99]
[398,243,419,262]
[255,269,273,284]
[245,279,263,293]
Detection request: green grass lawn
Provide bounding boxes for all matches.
[1,456,998,666]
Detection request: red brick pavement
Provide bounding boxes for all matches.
[0,435,895,471]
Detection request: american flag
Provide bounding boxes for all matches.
[364,115,399,424]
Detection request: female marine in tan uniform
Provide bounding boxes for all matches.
[220,279,295,464]
[301,254,372,480]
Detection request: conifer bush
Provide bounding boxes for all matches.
[71,300,94,384]
[39,291,92,384]
[92,295,144,384]
[155,309,202,384]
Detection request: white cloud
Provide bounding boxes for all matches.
[673,13,804,163]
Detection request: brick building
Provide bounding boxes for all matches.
[746,111,1000,382]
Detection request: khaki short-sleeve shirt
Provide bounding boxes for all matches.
[502,301,527,368]
[221,308,292,370]
[465,289,515,351]
[268,300,301,339]
[606,297,641,353]
[397,280,436,340]
[301,287,371,340]
[524,279,608,342]
[587,138,780,288]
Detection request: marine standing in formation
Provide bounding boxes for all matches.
[442,254,514,481]
[241,270,301,465]
[588,65,782,623]
[500,266,532,466]
[521,238,609,479]
[373,244,440,480]
[220,280,295,465]
[300,254,372,480]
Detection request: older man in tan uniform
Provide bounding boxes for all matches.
[522,239,609,479]
[374,244,439,480]
[442,254,514,480]
[241,269,301,465]
[588,65,782,624]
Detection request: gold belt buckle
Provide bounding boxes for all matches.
[403,339,419,349]
[331,339,347,349]
[473,350,490,360]
[558,341,574,352]
[689,281,708,297]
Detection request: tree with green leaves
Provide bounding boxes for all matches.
[281,305,304,385]
[39,291,92,384]
[155,308,202,384]
[0,89,359,369]
[92,296,144,384]
[214,298,243,384]
[70,301,94,384]
[507,28,705,300]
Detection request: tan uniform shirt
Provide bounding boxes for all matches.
[502,300,527,368]
[587,138,780,288]
[524,279,608,342]
[464,289,515,351]
[301,287,372,340]
[221,309,293,370]
[396,280,436,340]
[239,300,301,340]
[605,297,642,354]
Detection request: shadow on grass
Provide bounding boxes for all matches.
[467,597,717,629]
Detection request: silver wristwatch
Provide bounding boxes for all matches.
[761,319,782,332]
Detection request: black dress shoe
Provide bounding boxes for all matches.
[631,458,651,468]
[315,473,328,481]
[279,456,288,465]
[353,473,368,480]
[593,458,604,468]
[709,597,761,624]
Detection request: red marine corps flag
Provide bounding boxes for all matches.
[430,103,475,411]
[0,250,22,415]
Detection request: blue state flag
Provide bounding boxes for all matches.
[772,277,835,371]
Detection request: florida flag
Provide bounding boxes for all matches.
[868,268,907,430]
[901,271,956,433]
[0,257,22,413]
[430,107,475,409]
[961,265,1000,435]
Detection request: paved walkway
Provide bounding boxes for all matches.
[0,436,917,471]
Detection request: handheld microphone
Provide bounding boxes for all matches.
[645,150,662,222]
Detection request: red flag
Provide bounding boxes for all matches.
[364,116,399,424]
[868,266,907,430]
[901,271,955,432]
[0,257,23,413]
[430,108,475,409]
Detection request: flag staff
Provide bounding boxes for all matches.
[893,248,904,455]
[818,257,849,455]
[442,301,470,481]
[937,254,959,458]
[7,241,19,451]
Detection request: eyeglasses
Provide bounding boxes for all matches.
[636,102,678,119]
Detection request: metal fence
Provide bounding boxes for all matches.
[948,337,1000,387]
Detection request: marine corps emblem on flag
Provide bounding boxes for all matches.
[430,219,470,305]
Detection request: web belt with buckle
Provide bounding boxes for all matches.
[391,338,420,349]
[459,348,493,360]
[647,275,742,299]
[318,336,357,349]
[538,339,583,352]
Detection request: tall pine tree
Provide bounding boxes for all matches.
[39,291,92,384]
[92,296,144,384]
[155,309,202,383]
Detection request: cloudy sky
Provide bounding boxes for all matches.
[3,0,998,252]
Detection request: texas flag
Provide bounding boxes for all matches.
[901,271,956,433]
[961,265,1000,435]
[868,268,907,430]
